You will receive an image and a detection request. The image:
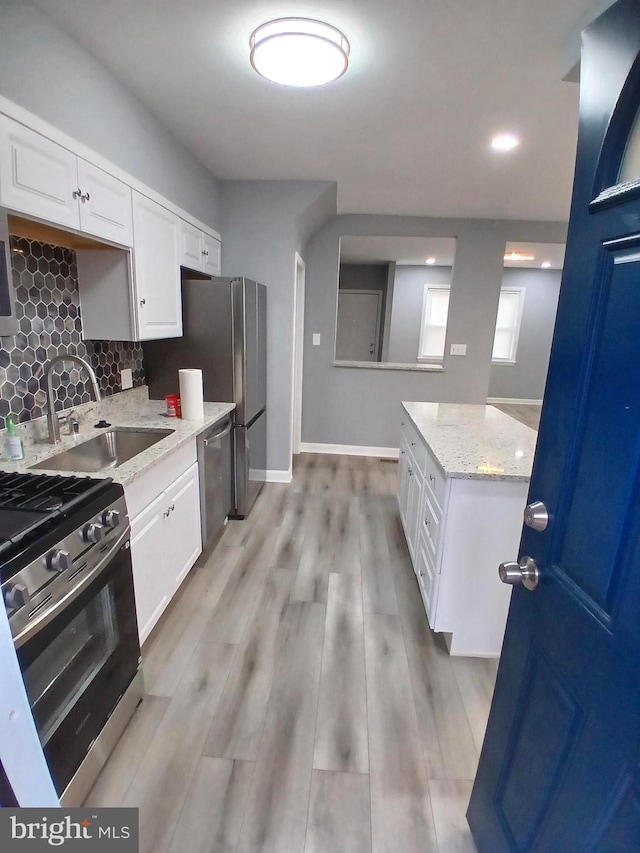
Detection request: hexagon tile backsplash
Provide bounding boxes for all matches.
[0,237,145,430]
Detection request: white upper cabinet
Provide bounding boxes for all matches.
[132,191,182,339]
[179,217,221,276]
[76,158,133,245]
[0,115,79,229]
[202,230,221,276]
[0,116,134,246]
[179,218,203,271]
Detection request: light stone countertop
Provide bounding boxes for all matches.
[402,401,537,482]
[0,387,235,487]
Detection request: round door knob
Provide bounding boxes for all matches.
[524,501,549,532]
[101,509,121,528]
[498,556,540,591]
[48,549,70,573]
[82,523,104,544]
[4,582,30,611]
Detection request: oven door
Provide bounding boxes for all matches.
[15,535,140,796]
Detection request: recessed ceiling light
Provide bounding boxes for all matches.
[425,257,436,265]
[492,134,520,152]
[541,261,551,269]
[504,252,535,262]
[250,18,350,87]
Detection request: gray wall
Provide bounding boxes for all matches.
[302,214,567,449]
[387,265,453,363]
[220,180,336,473]
[0,0,221,230]
[489,267,561,400]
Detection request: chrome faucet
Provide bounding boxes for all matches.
[44,355,101,444]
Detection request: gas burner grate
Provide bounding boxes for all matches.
[0,472,112,555]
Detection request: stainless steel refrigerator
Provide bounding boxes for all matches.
[143,277,267,519]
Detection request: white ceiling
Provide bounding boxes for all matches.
[340,236,457,266]
[33,0,607,221]
[340,237,565,269]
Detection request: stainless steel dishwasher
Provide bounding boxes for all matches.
[197,415,233,549]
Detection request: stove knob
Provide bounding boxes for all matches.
[82,523,104,544]
[48,549,71,573]
[4,582,30,612]
[101,509,121,529]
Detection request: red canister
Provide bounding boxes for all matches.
[165,394,181,417]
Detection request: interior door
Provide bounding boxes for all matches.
[335,290,381,361]
[468,2,640,849]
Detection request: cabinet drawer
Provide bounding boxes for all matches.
[415,535,438,624]
[420,490,442,559]
[125,438,197,518]
[424,445,447,510]
[400,416,427,472]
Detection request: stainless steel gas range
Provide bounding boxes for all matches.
[0,471,142,805]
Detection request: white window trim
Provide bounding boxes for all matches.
[418,284,450,362]
[491,287,525,364]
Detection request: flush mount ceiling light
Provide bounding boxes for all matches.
[492,133,520,152]
[504,251,535,262]
[425,257,436,265]
[541,261,552,269]
[250,18,350,87]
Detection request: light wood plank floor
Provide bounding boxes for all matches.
[491,402,542,431]
[86,454,499,853]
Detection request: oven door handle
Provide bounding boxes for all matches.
[13,526,131,650]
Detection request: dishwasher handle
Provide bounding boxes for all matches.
[203,418,233,446]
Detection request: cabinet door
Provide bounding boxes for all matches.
[179,218,204,272]
[0,116,79,229]
[397,438,411,528]
[202,232,221,276]
[406,463,424,561]
[130,492,170,644]
[77,158,133,246]
[132,192,182,339]
[165,462,202,590]
[415,535,438,625]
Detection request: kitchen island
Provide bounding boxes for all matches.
[398,402,537,656]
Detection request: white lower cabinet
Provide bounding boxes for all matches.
[129,454,202,645]
[398,416,528,657]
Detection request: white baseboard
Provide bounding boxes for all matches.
[265,468,293,484]
[487,397,543,406]
[299,442,399,459]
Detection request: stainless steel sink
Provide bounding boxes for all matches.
[30,427,174,473]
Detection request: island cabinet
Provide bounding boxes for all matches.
[398,403,536,657]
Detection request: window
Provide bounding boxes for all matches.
[492,288,524,362]
[418,286,450,361]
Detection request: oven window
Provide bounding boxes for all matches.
[21,583,120,746]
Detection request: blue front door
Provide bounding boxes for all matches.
[468,1,640,849]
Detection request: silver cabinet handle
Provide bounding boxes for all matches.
[140,298,146,306]
[72,188,82,200]
[80,191,91,203]
[429,473,436,483]
[163,503,175,518]
[424,518,430,527]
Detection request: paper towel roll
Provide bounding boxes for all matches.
[179,369,204,420]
